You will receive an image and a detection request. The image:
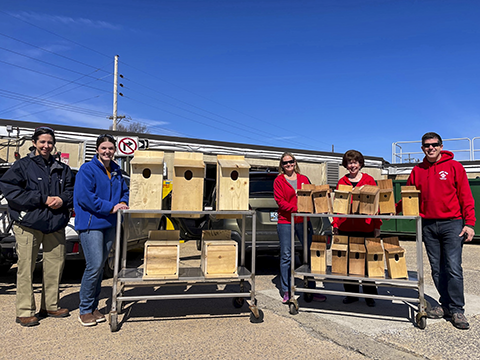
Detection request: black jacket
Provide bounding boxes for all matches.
[0,151,74,233]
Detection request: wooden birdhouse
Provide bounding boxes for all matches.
[383,237,408,279]
[401,186,421,216]
[378,179,396,214]
[333,184,352,214]
[297,183,315,213]
[201,230,238,278]
[348,237,366,277]
[351,186,362,214]
[310,235,327,274]
[365,238,385,278]
[216,155,250,211]
[130,150,165,211]
[359,185,380,215]
[312,185,333,214]
[143,230,180,280]
[331,235,348,275]
[171,152,205,217]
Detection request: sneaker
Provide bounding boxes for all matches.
[313,294,327,302]
[78,313,97,327]
[343,296,359,304]
[451,313,469,330]
[93,309,106,323]
[365,298,376,307]
[282,292,290,304]
[427,305,444,319]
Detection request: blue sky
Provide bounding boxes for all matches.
[1,0,479,162]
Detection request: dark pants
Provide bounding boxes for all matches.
[423,219,465,314]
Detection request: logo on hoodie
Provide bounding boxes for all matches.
[439,171,448,180]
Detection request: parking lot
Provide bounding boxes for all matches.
[1,240,480,359]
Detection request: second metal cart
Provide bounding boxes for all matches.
[109,209,262,332]
[288,213,428,329]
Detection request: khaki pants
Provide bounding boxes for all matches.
[14,224,66,317]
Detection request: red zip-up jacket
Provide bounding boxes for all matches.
[406,150,475,227]
[274,173,311,224]
[332,173,382,233]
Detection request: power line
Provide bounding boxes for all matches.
[0,59,111,94]
[0,32,112,73]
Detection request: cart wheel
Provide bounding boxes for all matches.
[250,309,264,323]
[289,302,299,315]
[109,312,119,332]
[303,292,314,303]
[416,314,427,330]
[233,297,245,308]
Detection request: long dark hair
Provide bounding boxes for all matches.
[96,134,116,149]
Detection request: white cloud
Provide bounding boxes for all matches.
[10,11,122,31]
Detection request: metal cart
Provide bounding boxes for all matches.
[288,213,428,329]
[109,209,262,332]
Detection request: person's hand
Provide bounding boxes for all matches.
[374,228,381,238]
[459,226,475,242]
[111,203,129,214]
[46,196,63,210]
[332,227,339,235]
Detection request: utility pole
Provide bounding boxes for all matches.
[112,55,119,131]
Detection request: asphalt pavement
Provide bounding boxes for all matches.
[1,239,479,359]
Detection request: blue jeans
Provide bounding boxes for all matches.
[277,221,313,294]
[79,227,116,315]
[423,219,465,314]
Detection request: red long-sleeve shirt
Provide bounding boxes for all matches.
[406,150,475,226]
[274,173,311,224]
[332,173,382,233]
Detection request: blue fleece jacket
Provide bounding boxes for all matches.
[74,156,129,231]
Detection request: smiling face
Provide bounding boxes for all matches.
[281,155,296,175]
[33,134,55,160]
[96,140,116,166]
[346,159,361,178]
[422,137,443,163]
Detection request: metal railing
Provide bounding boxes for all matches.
[392,138,475,163]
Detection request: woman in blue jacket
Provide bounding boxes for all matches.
[74,134,129,327]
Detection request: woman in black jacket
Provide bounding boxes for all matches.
[0,126,74,327]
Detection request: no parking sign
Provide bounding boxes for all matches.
[116,136,138,156]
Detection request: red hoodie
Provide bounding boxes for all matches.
[274,173,311,224]
[332,173,382,233]
[407,150,475,226]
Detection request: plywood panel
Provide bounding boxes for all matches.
[143,241,179,279]
[216,155,250,211]
[172,152,205,215]
[129,150,164,211]
[201,240,238,277]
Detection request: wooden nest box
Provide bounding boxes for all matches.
[383,236,408,279]
[297,183,315,213]
[401,186,421,216]
[201,230,238,278]
[143,230,180,280]
[359,185,380,215]
[377,179,396,214]
[333,184,352,214]
[312,185,333,214]
[331,235,348,275]
[348,237,366,276]
[310,235,327,274]
[216,155,250,211]
[171,152,205,217]
[129,150,165,211]
[365,237,385,278]
[351,186,362,214]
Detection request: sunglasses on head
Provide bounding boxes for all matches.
[35,126,54,133]
[422,142,441,148]
[98,133,116,142]
[282,160,295,165]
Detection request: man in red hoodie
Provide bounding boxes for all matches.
[407,132,475,330]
